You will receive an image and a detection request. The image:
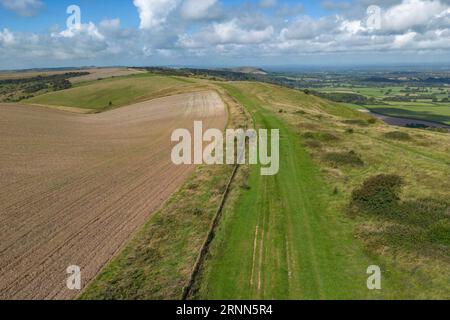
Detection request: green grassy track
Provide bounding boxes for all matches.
[196,84,380,299]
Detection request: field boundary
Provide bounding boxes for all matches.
[181,163,239,299]
[182,91,252,300]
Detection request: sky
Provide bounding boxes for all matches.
[0,0,450,69]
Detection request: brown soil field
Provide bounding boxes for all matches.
[0,67,142,82]
[68,68,145,83]
[0,91,226,300]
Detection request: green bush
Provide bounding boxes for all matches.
[384,131,411,141]
[304,139,322,149]
[342,119,368,127]
[399,198,450,227]
[323,150,364,167]
[303,131,339,142]
[428,219,450,246]
[351,174,404,213]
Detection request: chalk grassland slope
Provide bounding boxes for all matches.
[0,91,226,299]
[24,73,203,112]
[196,82,450,299]
[80,85,248,300]
[195,83,378,299]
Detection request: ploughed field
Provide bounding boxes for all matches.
[0,91,226,299]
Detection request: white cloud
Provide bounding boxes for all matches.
[133,0,179,29]
[339,19,365,34]
[0,28,15,46]
[180,0,218,20]
[178,19,274,48]
[54,23,105,41]
[211,20,274,44]
[2,0,450,68]
[393,31,417,47]
[99,19,121,32]
[382,0,447,32]
[281,16,336,40]
[0,0,42,16]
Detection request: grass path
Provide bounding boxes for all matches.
[196,83,381,299]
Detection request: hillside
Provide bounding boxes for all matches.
[55,74,450,300]
[228,67,268,75]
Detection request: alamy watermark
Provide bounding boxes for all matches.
[171,121,280,176]
[366,5,382,30]
[66,265,81,290]
[66,5,81,30]
[367,265,382,290]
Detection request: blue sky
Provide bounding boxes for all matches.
[0,0,333,31]
[0,1,140,31]
[0,0,449,69]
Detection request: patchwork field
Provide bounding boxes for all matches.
[315,85,450,126]
[0,91,226,299]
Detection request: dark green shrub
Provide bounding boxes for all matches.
[323,150,364,167]
[428,219,450,246]
[399,198,449,227]
[384,131,411,141]
[346,128,355,134]
[304,139,322,149]
[342,119,368,127]
[303,131,339,142]
[367,118,377,124]
[351,174,404,213]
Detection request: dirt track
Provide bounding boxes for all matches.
[0,91,226,300]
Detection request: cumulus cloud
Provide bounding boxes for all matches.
[382,0,447,32]
[0,0,42,16]
[54,23,105,41]
[178,19,274,48]
[2,0,450,68]
[133,0,179,29]
[281,16,336,40]
[0,28,15,46]
[180,0,219,20]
